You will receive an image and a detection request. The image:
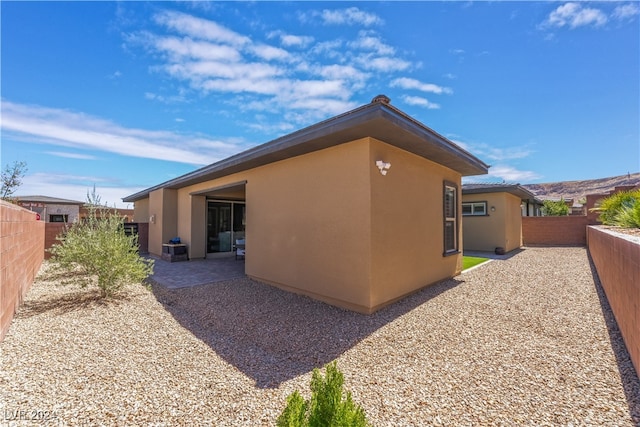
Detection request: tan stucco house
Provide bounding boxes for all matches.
[461,183,540,253]
[124,96,489,313]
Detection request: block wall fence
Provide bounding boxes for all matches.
[1,200,45,341]
[43,222,148,259]
[522,216,588,246]
[587,226,640,379]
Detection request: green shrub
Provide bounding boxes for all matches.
[593,189,640,228]
[49,195,154,297]
[277,362,370,427]
[541,199,569,216]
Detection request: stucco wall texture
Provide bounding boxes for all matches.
[1,200,44,341]
[462,192,523,253]
[139,137,463,313]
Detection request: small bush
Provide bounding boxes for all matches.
[49,198,154,297]
[541,199,569,216]
[277,362,370,427]
[593,189,640,228]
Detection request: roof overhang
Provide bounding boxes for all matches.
[124,101,489,203]
[462,184,541,202]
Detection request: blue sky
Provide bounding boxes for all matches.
[2,1,639,208]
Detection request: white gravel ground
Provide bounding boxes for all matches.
[1,247,638,426]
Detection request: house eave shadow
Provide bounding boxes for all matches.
[151,276,463,389]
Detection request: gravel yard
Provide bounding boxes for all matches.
[1,247,638,426]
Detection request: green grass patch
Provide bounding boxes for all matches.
[463,256,489,270]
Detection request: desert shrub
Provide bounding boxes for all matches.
[49,196,154,297]
[594,189,640,228]
[277,362,370,427]
[541,199,569,216]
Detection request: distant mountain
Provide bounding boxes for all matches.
[522,173,640,203]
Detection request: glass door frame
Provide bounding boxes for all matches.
[206,199,246,255]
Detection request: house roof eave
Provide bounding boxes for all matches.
[462,184,542,203]
[124,101,489,203]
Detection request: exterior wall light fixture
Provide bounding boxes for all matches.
[376,160,391,176]
[490,206,496,212]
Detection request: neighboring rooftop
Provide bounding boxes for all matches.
[15,195,85,205]
[462,183,540,202]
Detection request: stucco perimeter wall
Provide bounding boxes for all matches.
[462,192,523,252]
[369,139,462,310]
[587,226,640,377]
[1,201,45,341]
[522,216,587,246]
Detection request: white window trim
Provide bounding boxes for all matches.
[462,201,487,216]
[443,182,458,255]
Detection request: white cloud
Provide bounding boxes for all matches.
[154,10,250,46]
[357,55,411,72]
[1,101,246,166]
[401,95,441,110]
[45,151,97,160]
[317,64,368,82]
[317,7,383,27]
[249,43,291,62]
[612,3,640,21]
[129,9,416,126]
[484,165,541,182]
[17,173,142,208]
[474,145,534,162]
[268,31,314,48]
[154,35,243,62]
[348,31,395,56]
[542,2,608,29]
[391,77,453,95]
[164,60,284,82]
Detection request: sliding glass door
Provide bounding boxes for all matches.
[207,201,245,253]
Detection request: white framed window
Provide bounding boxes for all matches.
[462,202,487,216]
[49,214,68,223]
[443,182,458,255]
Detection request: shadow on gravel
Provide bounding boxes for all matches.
[152,276,463,389]
[587,254,640,424]
[16,289,132,318]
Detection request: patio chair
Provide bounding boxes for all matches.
[234,238,245,260]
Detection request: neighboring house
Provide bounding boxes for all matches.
[17,196,84,223]
[462,184,541,253]
[16,196,134,223]
[124,96,489,313]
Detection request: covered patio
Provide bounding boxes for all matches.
[148,255,245,289]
